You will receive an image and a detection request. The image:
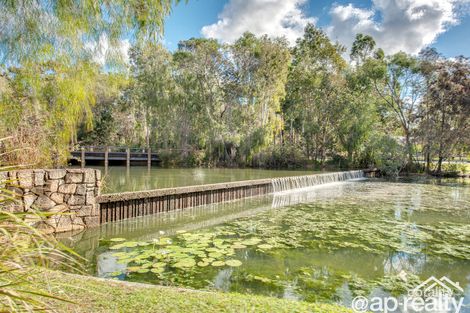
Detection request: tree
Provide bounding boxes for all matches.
[285,24,346,166]
[419,50,470,174]
[365,52,424,165]
[350,34,376,64]
[0,0,178,166]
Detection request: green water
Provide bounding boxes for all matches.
[95,167,317,193]
[61,177,470,312]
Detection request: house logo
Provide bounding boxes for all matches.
[408,276,464,298]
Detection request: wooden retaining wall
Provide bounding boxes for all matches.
[96,179,273,224]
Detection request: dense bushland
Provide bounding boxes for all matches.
[0,5,468,174]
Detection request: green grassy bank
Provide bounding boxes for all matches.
[36,270,353,313]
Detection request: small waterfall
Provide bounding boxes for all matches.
[271,170,365,193]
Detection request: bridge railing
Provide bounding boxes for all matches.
[73,146,151,153]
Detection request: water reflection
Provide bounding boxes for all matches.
[94,166,319,193]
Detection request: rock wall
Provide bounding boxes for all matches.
[0,169,101,233]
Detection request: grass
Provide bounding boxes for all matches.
[36,270,354,313]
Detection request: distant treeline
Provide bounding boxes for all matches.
[1,25,469,175]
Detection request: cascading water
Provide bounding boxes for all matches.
[271,170,365,193]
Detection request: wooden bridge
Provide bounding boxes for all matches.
[70,146,160,167]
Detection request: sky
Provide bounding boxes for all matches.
[162,0,470,57]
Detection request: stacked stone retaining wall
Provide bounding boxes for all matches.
[0,169,101,233]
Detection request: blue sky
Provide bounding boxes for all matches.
[163,0,470,57]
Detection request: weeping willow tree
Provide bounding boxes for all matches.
[0,0,178,167]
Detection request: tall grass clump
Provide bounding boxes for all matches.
[0,137,81,312]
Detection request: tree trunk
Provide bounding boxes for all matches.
[437,155,443,175]
[425,148,431,174]
[404,130,413,166]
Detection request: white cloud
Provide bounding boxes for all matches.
[201,0,315,45]
[326,0,463,55]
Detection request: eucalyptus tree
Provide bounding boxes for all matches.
[174,38,226,158]
[285,24,346,165]
[364,52,424,165]
[0,0,178,166]
[227,33,291,164]
[350,34,376,65]
[419,51,470,173]
[128,44,176,149]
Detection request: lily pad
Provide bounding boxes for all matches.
[211,261,225,267]
[151,267,165,274]
[197,261,209,267]
[208,252,223,259]
[258,244,273,250]
[137,268,150,274]
[231,243,247,249]
[225,259,242,267]
[172,258,196,269]
[109,271,123,276]
[241,238,262,246]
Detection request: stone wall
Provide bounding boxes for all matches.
[0,168,101,233]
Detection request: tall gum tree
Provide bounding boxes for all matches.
[364,52,424,166]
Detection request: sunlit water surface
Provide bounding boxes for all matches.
[60,177,470,312]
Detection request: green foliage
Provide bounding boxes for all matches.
[83,33,291,166]
[0,0,178,167]
[2,7,467,171]
[359,133,406,176]
[252,143,308,169]
[350,33,376,64]
[1,61,99,166]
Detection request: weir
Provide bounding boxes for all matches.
[271,170,365,193]
[97,170,366,224]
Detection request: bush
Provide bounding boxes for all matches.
[252,144,308,169]
[358,134,407,176]
[0,139,80,311]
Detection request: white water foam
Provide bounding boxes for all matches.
[271,170,365,194]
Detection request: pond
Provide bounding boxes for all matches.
[61,177,470,312]
[94,167,318,193]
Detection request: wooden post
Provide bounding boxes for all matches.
[126,147,130,168]
[147,147,151,168]
[81,147,85,168]
[104,146,109,169]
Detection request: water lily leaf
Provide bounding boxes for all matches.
[109,243,126,250]
[241,238,262,246]
[208,252,223,259]
[127,266,142,273]
[172,258,196,268]
[110,271,122,276]
[231,243,247,249]
[151,267,165,274]
[152,262,166,268]
[137,268,150,273]
[258,244,273,250]
[155,238,172,246]
[117,258,133,264]
[211,261,225,267]
[225,259,242,267]
[197,261,209,267]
